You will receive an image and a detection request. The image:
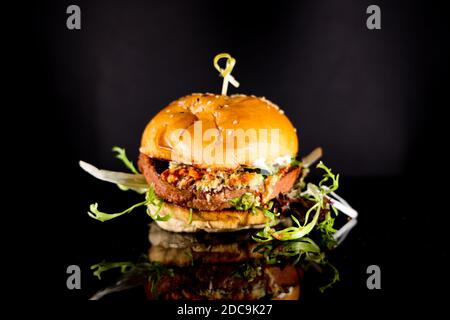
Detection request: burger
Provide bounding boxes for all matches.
[138,93,302,233]
[80,53,355,240]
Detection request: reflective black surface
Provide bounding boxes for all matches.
[56,176,444,306]
[88,222,343,300]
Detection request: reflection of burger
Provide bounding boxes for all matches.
[138,93,301,233]
[90,223,306,300]
[146,223,302,300]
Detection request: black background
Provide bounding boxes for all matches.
[41,0,428,177]
[32,0,448,308]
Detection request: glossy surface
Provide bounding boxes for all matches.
[58,177,441,305]
[89,222,343,300]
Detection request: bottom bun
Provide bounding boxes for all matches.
[148,202,276,233]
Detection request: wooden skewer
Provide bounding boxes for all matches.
[213,53,240,95]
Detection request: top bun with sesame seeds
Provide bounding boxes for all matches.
[140,93,298,169]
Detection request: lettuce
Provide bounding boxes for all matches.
[79,161,148,194]
[87,186,171,222]
[112,146,139,174]
[229,193,260,211]
[253,161,340,242]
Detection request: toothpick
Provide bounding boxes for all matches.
[213,53,240,95]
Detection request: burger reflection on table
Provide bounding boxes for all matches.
[90,223,342,300]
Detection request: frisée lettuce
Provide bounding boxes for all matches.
[81,147,171,223]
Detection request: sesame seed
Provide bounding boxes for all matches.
[279,109,285,114]
[232,120,238,125]
[169,114,174,118]
[294,128,297,132]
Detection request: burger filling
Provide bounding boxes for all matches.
[161,161,265,193]
[138,153,300,212]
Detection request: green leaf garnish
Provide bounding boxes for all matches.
[230,193,279,221]
[317,211,338,249]
[253,235,341,292]
[317,161,339,193]
[145,186,172,221]
[188,208,193,224]
[146,261,174,297]
[252,222,276,242]
[253,161,340,242]
[290,157,301,167]
[112,146,139,174]
[87,186,171,222]
[319,262,340,292]
[254,237,323,265]
[88,200,148,222]
[229,193,260,211]
[90,260,174,298]
[262,208,276,220]
[91,261,133,280]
